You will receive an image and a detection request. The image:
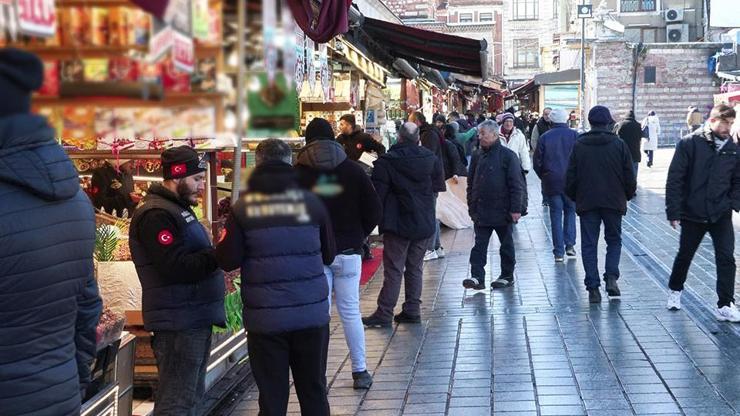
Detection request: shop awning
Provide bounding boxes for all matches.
[332,37,389,87]
[717,70,740,81]
[359,17,488,78]
[509,79,536,97]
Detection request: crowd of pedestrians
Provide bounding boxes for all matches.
[1,49,739,416]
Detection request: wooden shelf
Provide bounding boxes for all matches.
[33,92,225,108]
[57,0,131,6]
[21,44,221,59]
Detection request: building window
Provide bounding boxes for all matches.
[459,12,473,23]
[513,39,539,68]
[620,0,657,12]
[480,12,493,22]
[513,0,538,20]
[644,66,656,83]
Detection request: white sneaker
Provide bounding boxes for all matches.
[715,303,740,322]
[435,248,446,258]
[423,250,438,261]
[666,290,682,311]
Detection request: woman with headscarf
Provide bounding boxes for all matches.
[641,110,661,167]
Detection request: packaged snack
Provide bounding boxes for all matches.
[37,61,60,96]
[191,58,216,92]
[108,7,127,46]
[109,58,139,82]
[91,7,110,46]
[161,57,191,93]
[83,59,109,82]
[60,59,85,82]
[61,107,97,150]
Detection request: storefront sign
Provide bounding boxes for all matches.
[16,0,56,38]
[173,31,195,73]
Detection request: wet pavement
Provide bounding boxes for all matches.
[230,149,740,416]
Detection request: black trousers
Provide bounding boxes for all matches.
[247,325,330,416]
[470,224,516,283]
[668,213,736,307]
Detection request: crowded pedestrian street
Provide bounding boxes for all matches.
[229,148,740,416]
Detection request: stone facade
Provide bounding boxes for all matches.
[383,0,436,20]
[588,41,720,146]
[385,0,503,77]
[502,0,561,86]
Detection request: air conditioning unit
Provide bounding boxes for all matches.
[665,8,684,23]
[666,24,689,43]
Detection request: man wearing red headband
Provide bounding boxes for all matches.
[129,145,225,416]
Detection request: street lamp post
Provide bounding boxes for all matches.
[577,4,593,126]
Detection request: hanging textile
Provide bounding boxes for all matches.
[285,0,352,44]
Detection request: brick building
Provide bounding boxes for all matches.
[382,0,503,77]
[587,41,720,146]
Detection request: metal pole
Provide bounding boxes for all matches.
[580,16,585,121]
[231,0,246,200]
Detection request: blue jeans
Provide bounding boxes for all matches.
[428,193,441,251]
[325,254,366,373]
[579,209,623,289]
[547,194,576,257]
[151,328,212,416]
[632,162,639,179]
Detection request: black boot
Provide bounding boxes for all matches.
[588,288,602,304]
[605,277,621,297]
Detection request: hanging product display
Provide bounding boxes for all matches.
[282,0,297,90]
[263,0,277,84]
[319,43,331,103]
[306,36,316,94]
[293,26,305,94]
[285,0,352,43]
[16,0,56,37]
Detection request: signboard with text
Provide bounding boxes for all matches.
[17,0,57,37]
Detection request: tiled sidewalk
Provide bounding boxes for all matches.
[230,150,740,415]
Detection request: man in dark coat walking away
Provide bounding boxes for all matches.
[533,109,578,263]
[362,122,445,327]
[409,111,446,260]
[464,120,525,291]
[295,118,381,389]
[129,146,225,416]
[337,113,386,162]
[566,106,636,303]
[217,139,336,415]
[665,104,740,321]
[0,49,102,416]
[615,110,643,178]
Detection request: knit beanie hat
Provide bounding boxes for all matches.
[588,105,614,126]
[161,146,207,180]
[0,48,44,116]
[549,108,569,124]
[304,117,335,144]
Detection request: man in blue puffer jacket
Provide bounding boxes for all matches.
[0,48,102,416]
[217,138,336,416]
[533,108,578,263]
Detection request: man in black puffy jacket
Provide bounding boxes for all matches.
[665,104,740,321]
[217,139,336,415]
[566,106,636,304]
[615,110,643,178]
[129,146,225,416]
[295,117,381,389]
[0,48,102,416]
[362,122,445,327]
[465,120,525,291]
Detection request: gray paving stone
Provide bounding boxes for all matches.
[538,405,587,415]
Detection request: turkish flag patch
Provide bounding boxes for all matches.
[157,230,174,246]
[170,163,187,176]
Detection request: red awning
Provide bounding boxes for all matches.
[360,17,487,77]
